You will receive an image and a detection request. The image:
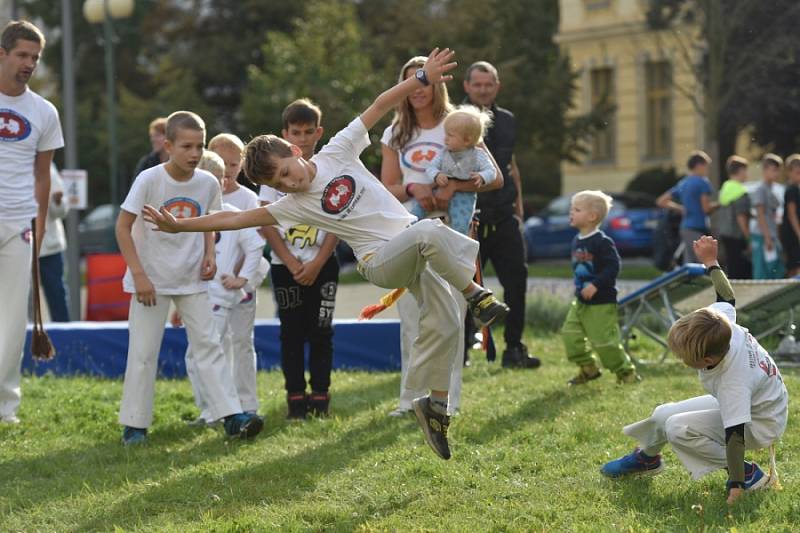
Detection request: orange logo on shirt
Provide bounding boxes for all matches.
[163,197,202,219]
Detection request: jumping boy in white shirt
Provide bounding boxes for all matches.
[601,236,788,505]
[116,111,263,445]
[142,48,508,460]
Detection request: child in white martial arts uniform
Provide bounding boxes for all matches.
[142,48,509,460]
[601,236,788,505]
[115,111,263,445]
[182,150,267,425]
[209,134,267,417]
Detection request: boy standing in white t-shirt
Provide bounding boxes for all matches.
[601,236,788,505]
[260,99,340,420]
[143,49,509,460]
[209,133,266,416]
[181,150,267,425]
[116,111,263,445]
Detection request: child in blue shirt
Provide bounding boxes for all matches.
[561,190,639,385]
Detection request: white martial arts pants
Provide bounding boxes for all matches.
[0,221,32,419]
[185,294,260,422]
[623,395,784,479]
[396,291,466,414]
[119,292,242,428]
[359,219,478,394]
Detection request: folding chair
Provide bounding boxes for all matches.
[618,263,710,363]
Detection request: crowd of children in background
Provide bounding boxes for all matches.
[658,149,800,280]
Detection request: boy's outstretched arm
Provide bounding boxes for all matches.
[359,48,456,131]
[693,236,735,305]
[142,204,277,233]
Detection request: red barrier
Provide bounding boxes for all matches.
[85,253,130,321]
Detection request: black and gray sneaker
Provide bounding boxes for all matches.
[468,290,509,327]
[501,345,541,369]
[412,396,451,460]
[223,412,264,440]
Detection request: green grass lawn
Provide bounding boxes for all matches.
[2,332,798,531]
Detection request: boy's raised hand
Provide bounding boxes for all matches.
[693,235,719,267]
[142,205,180,233]
[422,47,457,85]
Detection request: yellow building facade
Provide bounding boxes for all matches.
[556,0,705,194]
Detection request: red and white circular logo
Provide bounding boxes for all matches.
[0,109,32,142]
[321,175,356,214]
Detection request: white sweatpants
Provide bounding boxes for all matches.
[623,395,782,479]
[185,304,231,422]
[0,221,32,419]
[227,292,259,413]
[119,292,242,428]
[359,219,478,393]
[396,291,466,413]
[185,293,260,421]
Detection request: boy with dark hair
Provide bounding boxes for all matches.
[602,237,787,506]
[259,98,340,419]
[781,154,800,276]
[657,150,719,263]
[751,154,784,279]
[116,110,263,445]
[143,48,509,460]
[718,156,751,278]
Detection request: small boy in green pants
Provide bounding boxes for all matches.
[561,190,639,385]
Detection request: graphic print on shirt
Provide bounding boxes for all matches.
[401,141,443,172]
[321,175,356,215]
[285,224,319,249]
[0,109,32,142]
[163,197,202,219]
[572,246,595,290]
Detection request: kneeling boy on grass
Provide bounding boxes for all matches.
[601,236,788,505]
[141,48,509,461]
[561,190,639,385]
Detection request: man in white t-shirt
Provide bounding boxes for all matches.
[601,237,788,506]
[0,21,63,425]
[116,111,263,445]
[142,48,510,461]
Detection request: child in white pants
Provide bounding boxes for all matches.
[601,237,788,505]
[116,111,263,445]
[142,48,510,460]
[181,151,267,425]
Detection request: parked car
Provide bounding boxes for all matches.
[523,192,659,260]
[78,204,120,254]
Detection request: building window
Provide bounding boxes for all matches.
[645,61,672,159]
[590,67,615,162]
[584,0,612,10]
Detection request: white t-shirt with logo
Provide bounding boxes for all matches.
[380,121,445,211]
[699,302,789,445]
[120,164,222,295]
[208,203,266,307]
[0,88,64,223]
[259,185,329,265]
[267,117,416,261]
[223,185,260,211]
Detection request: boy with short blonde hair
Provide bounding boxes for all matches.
[116,111,263,445]
[561,190,638,385]
[602,237,788,506]
[182,150,267,425]
[752,153,784,279]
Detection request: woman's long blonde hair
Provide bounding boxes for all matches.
[388,56,452,151]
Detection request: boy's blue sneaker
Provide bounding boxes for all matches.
[601,448,664,478]
[734,461,771,491]
[223,412,264,440]
[122,426,147,446]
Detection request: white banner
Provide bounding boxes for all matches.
[61,169,88,210]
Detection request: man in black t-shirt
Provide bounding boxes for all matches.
[464,61,539,369]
